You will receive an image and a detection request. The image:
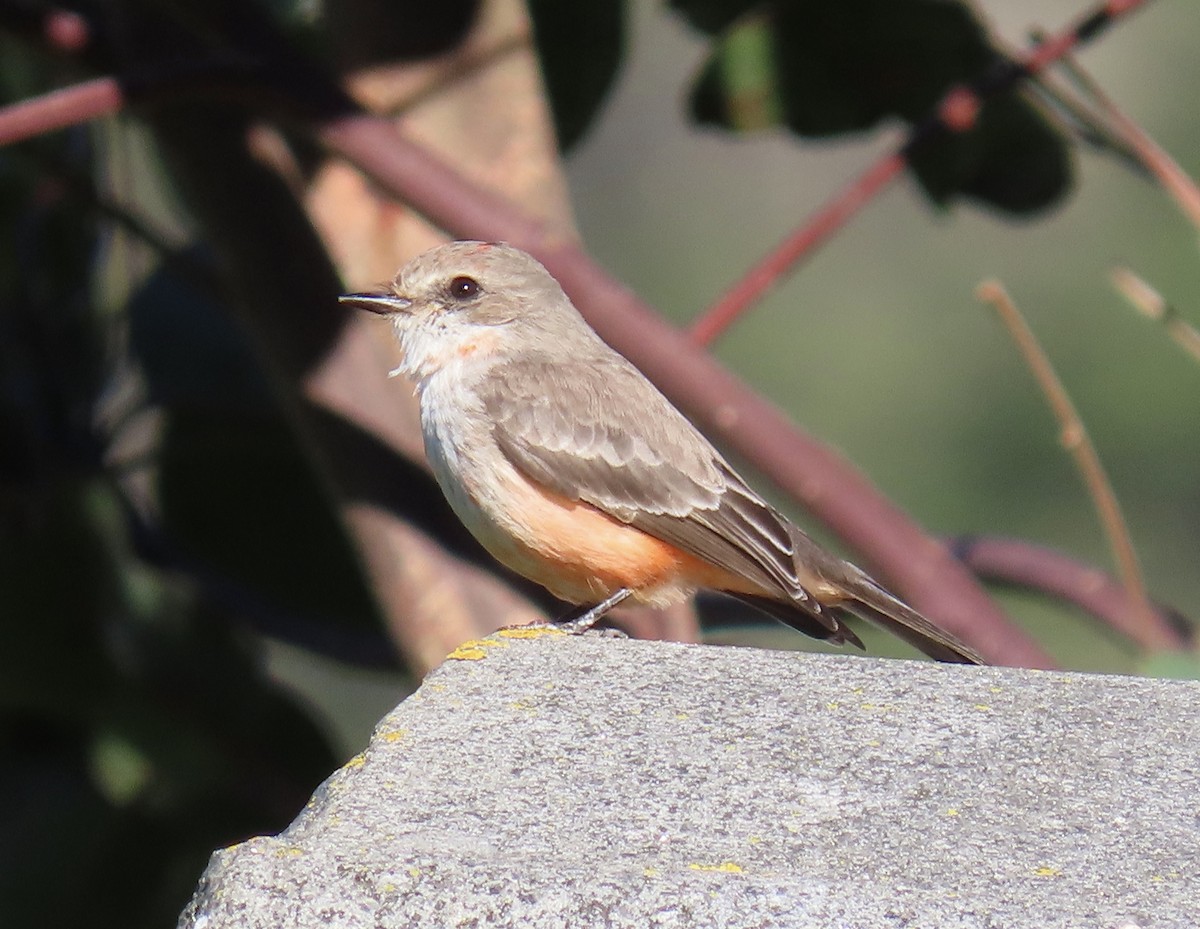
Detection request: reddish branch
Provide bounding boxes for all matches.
[951,536,1190,652]
[687,154,906,348]
[686,0,1154,346]
[0,76,121,146]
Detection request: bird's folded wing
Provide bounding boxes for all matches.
[482,356,833,629]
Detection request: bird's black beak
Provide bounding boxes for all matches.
[338,292,413,315]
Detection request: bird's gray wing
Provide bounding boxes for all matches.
[481,355,841,635]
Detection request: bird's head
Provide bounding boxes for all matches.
[340,241,594,382]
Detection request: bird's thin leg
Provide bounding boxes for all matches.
[556,588,634,634]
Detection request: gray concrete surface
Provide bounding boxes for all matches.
[179,629,1199,928]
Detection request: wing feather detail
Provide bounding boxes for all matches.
[484,356,725,516]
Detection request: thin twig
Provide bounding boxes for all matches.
[686,0,1154,346]
[686,153,906,347]
[1053,45,1200,231]
[976,280,1159,644]
[1017,29,1145,174]
[1111,267,1200,364]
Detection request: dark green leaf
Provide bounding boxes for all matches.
[529,0,627,150]
[909,93,1073,215]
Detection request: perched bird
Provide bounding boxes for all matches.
[341,242,983,664]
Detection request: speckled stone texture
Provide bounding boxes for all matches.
[179,630,1198,928]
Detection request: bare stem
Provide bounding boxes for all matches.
[976,280,1159,645]
[1111,267,1200,365]
[1054,47,1200,231]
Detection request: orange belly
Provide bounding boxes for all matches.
[468,467,764,607]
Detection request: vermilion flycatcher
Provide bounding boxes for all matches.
[341,241,983,664]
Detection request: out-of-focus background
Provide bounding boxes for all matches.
[1,1,1196,925]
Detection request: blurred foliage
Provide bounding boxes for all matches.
[0,5,383,925]
[675,0,1071,214]
[530,0,1073,211]
[0,1,1192,927]
[0,120,344,924]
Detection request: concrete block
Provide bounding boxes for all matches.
[179,630,1199,928]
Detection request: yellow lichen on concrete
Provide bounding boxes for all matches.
[446,640,494,661]
[496,625,564,640]
[447,629,569,662]
[381,729,408,743]
[1033,866,1062,878]
[688,862,744,874]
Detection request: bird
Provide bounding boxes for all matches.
[340,241,984,664]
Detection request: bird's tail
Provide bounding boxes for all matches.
[840,573,986,664]
[726,515,986,663]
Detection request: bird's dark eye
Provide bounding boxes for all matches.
[448,276,480,300]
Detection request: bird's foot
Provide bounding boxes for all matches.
[554,588,634,635]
